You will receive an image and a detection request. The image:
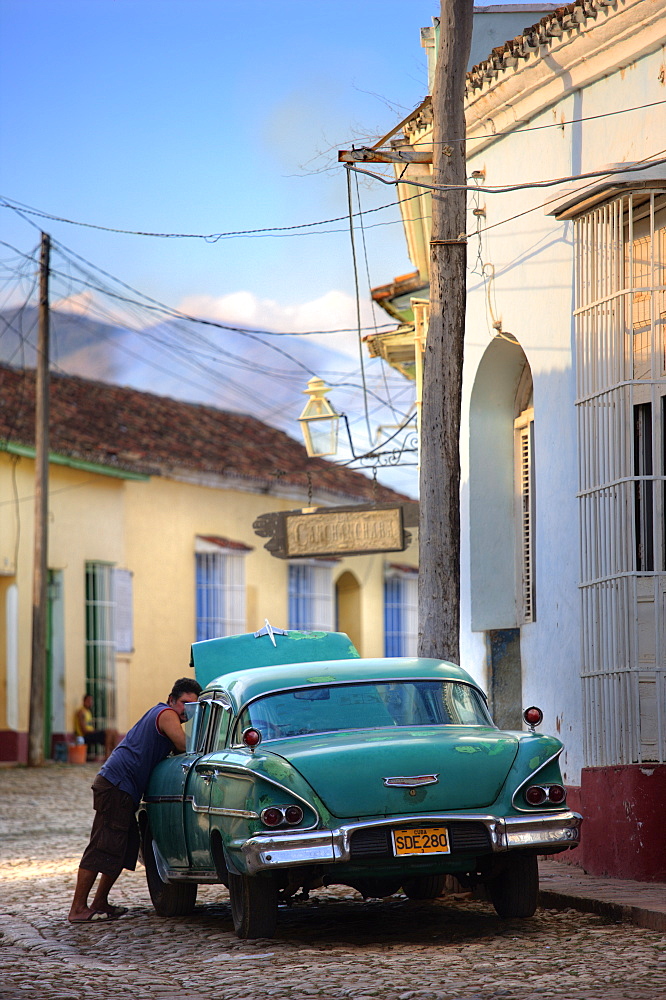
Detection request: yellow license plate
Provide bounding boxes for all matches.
[392,827,450,856]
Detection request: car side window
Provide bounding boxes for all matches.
[208,705,232,751]
[184,701,207,753]
[190,701,215,753]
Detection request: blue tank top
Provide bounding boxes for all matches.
[99,702,175,806]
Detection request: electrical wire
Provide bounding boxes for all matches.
[3,100,665,242]
[472,147,666,240]
[0,191,424,242]
[354,170,400,424]
[346,170,373,444]
[1,233,395,339]
[400,98,666,147]
[0,239,411,426]
[345,155,666,197]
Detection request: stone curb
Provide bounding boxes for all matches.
[538,888,666,932]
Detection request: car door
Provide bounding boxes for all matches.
[184,697,232,871]
[147,699,206,870]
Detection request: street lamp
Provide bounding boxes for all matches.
[298,377,340,457]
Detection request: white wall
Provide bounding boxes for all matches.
[459,31,666,784]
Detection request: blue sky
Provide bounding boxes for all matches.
[0,1,543,496]
[1,0,434,338]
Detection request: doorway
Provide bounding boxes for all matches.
[335,571,362,654]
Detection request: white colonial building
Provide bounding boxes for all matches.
[366,0,666,880]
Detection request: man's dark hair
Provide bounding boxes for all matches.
[169,677,202,701]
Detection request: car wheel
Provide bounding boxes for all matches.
[228,871,278,939]
[487,853,539,918]
[144,825,197,917]
[401,873,446,900]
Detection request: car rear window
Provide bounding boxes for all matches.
[236,680,493,740]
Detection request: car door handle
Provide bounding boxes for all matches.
[195,764,217,782]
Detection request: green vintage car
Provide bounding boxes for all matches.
[139,627,581,938]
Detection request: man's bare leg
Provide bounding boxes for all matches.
[90,872,122,913]
[68,867,98,922]
[69,869,122,921]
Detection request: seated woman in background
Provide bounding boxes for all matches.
[74,694,118,761]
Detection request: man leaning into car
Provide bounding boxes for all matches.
[68,677,201,923]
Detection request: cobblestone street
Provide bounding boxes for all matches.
[2,764,665,1000]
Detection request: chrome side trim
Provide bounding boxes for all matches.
[162,867,220,884]
[211,806,260,819]
[239,810,582,875]
[188,764,320,831]
[184,794,259,819]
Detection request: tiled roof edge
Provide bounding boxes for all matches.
[466,0,619,92]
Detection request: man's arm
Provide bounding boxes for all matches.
[157,708,187,753]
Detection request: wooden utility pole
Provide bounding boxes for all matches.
[28,232,50,766]
[418,2,473,662]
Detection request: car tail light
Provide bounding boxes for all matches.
[523,706,543,729]
[547,784,566,804]
[284,805,303,825]
[525,785,547,805]
[261,807,283,827]
[242,727,262,749]
[260,804,305,828]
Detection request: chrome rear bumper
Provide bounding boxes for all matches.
[240,810,582,875]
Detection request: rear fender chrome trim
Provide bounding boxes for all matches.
[192,763,320,830]
[150,764,318,828]
[185,794,258,819]
[511,748,567,813]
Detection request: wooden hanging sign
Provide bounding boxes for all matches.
[253,502,418,559]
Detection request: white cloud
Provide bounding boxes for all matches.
[175,288,383,358]
[51,290,97,315]
[51,290,143,329]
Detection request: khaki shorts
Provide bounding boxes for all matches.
[79,774,140,878]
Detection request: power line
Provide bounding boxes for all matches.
[400,98,666,148]
[346,170,373,443]
[0,239,410,425]
[0,238,395,338]
[471,147,666,240]
[346,154,666,197]
[0,190,424,241]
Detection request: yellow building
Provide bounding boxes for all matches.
[0,365,418,762]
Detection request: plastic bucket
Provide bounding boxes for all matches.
[68,743,87,764]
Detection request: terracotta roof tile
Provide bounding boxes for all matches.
[466,1,616,92]
[0,364,410,504]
